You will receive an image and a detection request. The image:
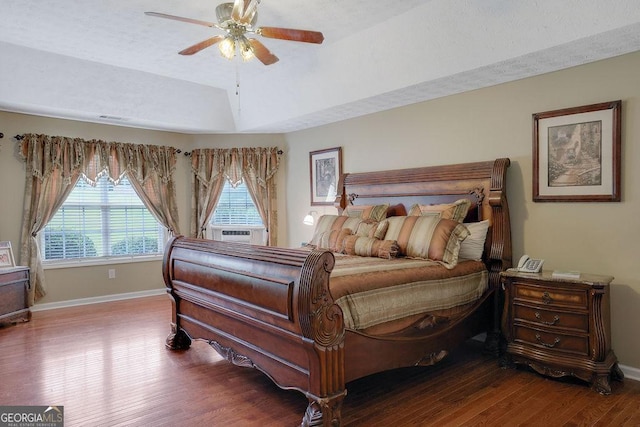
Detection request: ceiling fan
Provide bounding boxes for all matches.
[145,0,324,66]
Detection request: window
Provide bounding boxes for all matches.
[210,181,263,226]
[41,175,165,263]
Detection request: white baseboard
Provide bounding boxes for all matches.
[31,288,166,312]
[620,364,640,382]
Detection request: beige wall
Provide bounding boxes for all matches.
[0,51,638,368]
[284,52,640,369]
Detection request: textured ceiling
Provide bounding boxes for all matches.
[1,0,640,134]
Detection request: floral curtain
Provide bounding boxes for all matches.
[19,134,181,305]
[190,147,281,245]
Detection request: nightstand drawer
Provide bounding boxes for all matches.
[514,325,589,356]
[513,283,587,309]
[514,304,589,332]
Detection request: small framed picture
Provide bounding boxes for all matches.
[533,100,621,202]
[309,147,342,206]
[0,241,16,268]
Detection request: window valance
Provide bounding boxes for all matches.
[191,146,280,189]
[19,134,177,185]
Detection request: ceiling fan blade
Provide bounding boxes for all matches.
[257,27,324,44]
[248,39,279,65]
[145,11,216,28]
[179,36,225,55]
[231,0,244,21]
[239,0,260,24]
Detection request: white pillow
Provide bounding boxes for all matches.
[458,220,490,260]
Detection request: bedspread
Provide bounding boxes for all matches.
[330,255,488,330]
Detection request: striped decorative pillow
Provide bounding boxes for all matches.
[310,215,362,246]
[343,235,399,259]
[408,199,471,223]
[425,219,470,266]
[383,215,469,267]
[315,228,353,253]
[342,204,389,222]
[355,219,389,240]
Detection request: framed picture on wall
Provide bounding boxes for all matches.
[533,100,621,202]
[0,241,16,268]
[309,147,342,206]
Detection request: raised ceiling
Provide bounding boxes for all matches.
[1,0,640,134]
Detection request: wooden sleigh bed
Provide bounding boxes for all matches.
[162,158,512,426]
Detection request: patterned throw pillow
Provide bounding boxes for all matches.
[342,204,390,222]
[408,199,471,223]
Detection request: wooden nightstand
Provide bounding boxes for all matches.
[0,266,31,325]
[500,269,623,394]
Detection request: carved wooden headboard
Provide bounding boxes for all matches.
[334,158,512,288]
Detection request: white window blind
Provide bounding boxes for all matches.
[211,181,263,226]
[42,175,165,261]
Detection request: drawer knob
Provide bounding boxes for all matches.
[535,333,560,348]
[542,291,553,305]
[534,312,560,326]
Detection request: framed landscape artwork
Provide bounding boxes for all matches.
[533,100,621,202]
[0,241,16,268]
[309,147,342,206]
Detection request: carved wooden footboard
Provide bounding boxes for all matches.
[163,239,346,425]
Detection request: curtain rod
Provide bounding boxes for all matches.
[182,149,283,157]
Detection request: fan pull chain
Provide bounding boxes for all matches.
[236,63,242,116]
[235,64,240,96]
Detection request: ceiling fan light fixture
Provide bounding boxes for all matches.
[218,37,236,60]
[239,37,254,61]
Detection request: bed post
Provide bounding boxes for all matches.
[297,250,347,426]
[485,157,512,355]
[162,236,192,351]
[334,172,349,214]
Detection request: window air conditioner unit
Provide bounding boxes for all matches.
[209,226,266,245]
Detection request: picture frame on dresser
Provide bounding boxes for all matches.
[309,147,342,206]
[0,241,16,268]
[533,100,621,202]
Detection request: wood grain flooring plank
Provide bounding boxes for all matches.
[1,295,638,427]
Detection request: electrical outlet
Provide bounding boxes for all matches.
[108,269,116,279]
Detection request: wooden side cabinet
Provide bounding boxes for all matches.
[0,266,31,325]
[500,270,623,394]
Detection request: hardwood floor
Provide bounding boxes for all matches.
[1,295,638,426]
